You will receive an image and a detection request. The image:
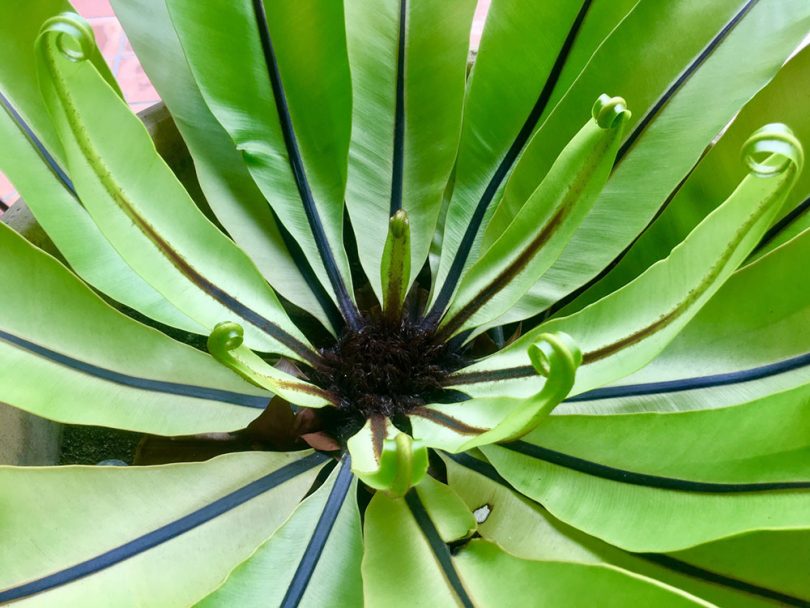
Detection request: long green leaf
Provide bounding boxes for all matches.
[362,477,476,606]
[437,96,629,337]
[198,458,362,607]
[496,0,747,230]
[0,222,271,435]
[519,0,640,123]
[444,453,807,607]
[528,383,810,485]
[165,0,357,323]
[460,541,709,607]
[558,227,810,414]
[0,452,327,606]
[483,390,810,553]
[427,0,593,318]
[0,96,201,335]
[0,0,118,159]
[0,1,199,332]
[668,530,810,605]
[35,14,315,362]
[560,44,810,314]
[364,483,705,607]
[454,128,802,397]
[343,0,476,301]
[111,0,339,332]
[501,0,810,324]
[449,227,809,419]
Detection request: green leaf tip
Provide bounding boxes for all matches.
[207,321,257,386]
[37,12,95,63]
[528,331,582,382]
[742,123,804,177]
[208,321,245,358]
[592,94,631,129]
[495,331,581,441]
[384,432,429,498]
[37,10,123,110]
[347,417,428,498]
[390,208,409,238]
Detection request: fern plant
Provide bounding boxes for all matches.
[1,0,809,605]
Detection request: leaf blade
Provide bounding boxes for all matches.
[0,222,269,435]
[502,0,810,324]
[36,16,315,360]
[344,0,477,299]
[464,129,802,397]
[0,452,327,606]
[111,0,340,332]
[197,458,363,608]
[165,0,357,324]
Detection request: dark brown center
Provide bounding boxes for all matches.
[308,317,463,439]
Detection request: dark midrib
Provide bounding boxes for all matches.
[280,457,354,607]
[445,364,540,385]
[370,414,387,458]
[251,0,361,331]
[754,193,810,254]
[514,0,757,327]
[450,453,810,606]
[114,198,319,365]
[567,352,810,401]
[504,440,810,492]
[0,453,328,603]
[446,353,810,402]
[4,82,317,365]
[437,177,578,340]
[444,452,514,489]
[404,491,474,608]
[424,0,593,326]
[271,206,345,333]
[389,0,407,216]
[3,84,341,337]
[410,406,486,435]
[0,328,269,408]
[615,0,758,164]
[638,555,810,607]
[0,89,75,194]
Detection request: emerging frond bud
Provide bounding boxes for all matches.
[348,416,428,498]
[208,321,335,408]
[381,209,411,322]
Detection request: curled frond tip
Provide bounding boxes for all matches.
[37,12,95,62]
[742,123,804,177]
[207,321,244,360]
[592,94,631,129]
